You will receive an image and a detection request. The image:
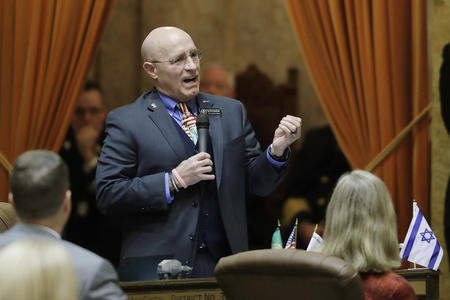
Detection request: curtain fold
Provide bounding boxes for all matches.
[284,0,430,238]
[0,0,113,201]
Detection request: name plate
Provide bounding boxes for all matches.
[122,278,226,300]
[128,291,225,300]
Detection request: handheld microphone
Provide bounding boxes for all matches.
[196,112,209,153]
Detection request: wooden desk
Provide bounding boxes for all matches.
[121,268,438,300]
[395,268,439,300]
[121,278,224,300]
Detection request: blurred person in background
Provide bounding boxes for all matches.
[439,43,450,267]
[60,81,121,266]
[200,62,235,98]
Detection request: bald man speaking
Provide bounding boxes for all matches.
[96,27,301,278]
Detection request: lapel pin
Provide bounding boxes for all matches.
[151,103,157,109]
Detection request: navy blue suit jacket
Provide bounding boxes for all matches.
[96,90,287,266]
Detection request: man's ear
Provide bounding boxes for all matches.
[8,192,14,206]
[143,62,158,79]
[62,190,72,215]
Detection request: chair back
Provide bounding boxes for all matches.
[0,202,17,233]
[215,249,365,300]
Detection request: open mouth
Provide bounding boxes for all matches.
[183,75,198,83]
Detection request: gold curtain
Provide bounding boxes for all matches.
[284,0,429,238]
[0,0,113,201]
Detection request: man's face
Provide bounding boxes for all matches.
[71,89,106,133]
[151,32,200,102]
[200,66,233,98]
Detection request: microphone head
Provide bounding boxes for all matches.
[197,112,209,128]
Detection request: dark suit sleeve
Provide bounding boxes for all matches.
[96,110,169,216]
[240,103,287,196]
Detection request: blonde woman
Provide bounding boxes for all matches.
[321,170,416,300]
[0,238,79,300]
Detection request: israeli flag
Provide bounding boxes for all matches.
[399,202,443,271]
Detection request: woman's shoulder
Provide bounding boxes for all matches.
[360,271,416,300]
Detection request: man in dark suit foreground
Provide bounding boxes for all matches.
[96,26,302,278]
[1,150,127,300]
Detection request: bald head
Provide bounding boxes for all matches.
[141,27,194,62]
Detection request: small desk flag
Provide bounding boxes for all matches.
[399,202,443,271]
[306,231,323,252]
[284,219,298,249]
[271,220,283,250]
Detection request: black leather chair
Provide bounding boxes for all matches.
[215,249,364,300]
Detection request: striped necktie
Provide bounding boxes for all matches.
[178,103,198,144]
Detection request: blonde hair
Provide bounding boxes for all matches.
[321,170,400,272]
[0,239,79,300]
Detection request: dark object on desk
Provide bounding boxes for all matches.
[118,254,173,281]
[157,259,193,280]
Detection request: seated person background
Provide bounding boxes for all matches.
[320,170,416,300]
[439,43,450,266]
[0,238,79,300]
[200,62,235,98]
[1,150,127,300]
[60,81,121,266]
[282,125,350,248]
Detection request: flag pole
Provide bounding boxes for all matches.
[411,200,417,269]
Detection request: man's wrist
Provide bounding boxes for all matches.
[268,144,289,162]
[168,172,180,193]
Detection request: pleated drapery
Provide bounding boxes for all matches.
[0,0,113,201]
[284,0,430,238]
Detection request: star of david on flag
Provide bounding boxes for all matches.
[420,228,435,243]
[399,202,444,271]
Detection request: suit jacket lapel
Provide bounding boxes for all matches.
[197,93,223,188]
[146,91,187,161]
